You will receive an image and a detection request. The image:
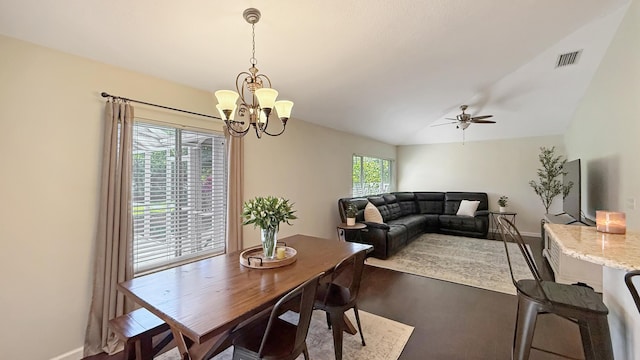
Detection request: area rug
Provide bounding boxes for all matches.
[157,310,413,360]
[366,233,532,295]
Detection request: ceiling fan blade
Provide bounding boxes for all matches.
[430,121,458,127]
[470,119,496,124]
[445,118,458,121]
[470,115,493,120]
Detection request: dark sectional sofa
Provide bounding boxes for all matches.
[338,192,489,259]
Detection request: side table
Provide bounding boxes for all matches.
[336,222,366,242]
[489,211,517,239]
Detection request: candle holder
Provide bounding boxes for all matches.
[596,211,626,234]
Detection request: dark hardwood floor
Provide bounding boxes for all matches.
[86,236,585,360]
[357,235,584,360]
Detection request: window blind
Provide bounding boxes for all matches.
[132,122,227,274]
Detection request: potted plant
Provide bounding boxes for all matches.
[498,196,508,212]
[242,196,297,259]
[529,146,573,213]
[345,202,358,226]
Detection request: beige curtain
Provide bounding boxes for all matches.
[226,128,244,252]
[84,100,135,356]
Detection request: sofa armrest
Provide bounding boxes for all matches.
[361,223,391,259]
[474,210,490,217]
[363,221,390,230]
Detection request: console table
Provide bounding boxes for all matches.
[543,223,640,360]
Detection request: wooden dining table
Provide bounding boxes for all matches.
[117,234,372,360]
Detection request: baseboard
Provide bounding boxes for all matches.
[520,231,540,238]
[50,347,83,360]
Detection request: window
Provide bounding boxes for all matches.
[132,122,227,274]
[352,155,392,197]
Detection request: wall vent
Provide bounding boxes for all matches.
[556,50,582,68]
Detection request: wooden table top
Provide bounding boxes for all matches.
[117,234,371,344]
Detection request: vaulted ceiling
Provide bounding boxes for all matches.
[0,0,631,144]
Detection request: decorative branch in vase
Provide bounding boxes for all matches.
[242,196,297,259]
[529,146,573,214]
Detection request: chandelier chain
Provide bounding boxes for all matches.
[250,23,257,65]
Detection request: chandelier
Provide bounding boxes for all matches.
[214,8,294,138]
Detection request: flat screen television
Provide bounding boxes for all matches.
[562,159,581,221]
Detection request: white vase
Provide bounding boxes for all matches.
[346,217,356,226]
[499,206,507,213]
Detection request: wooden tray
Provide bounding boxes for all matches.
[239,246,297,269]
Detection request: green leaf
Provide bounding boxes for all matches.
[241,196,297,230]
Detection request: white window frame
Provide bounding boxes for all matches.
[352,154,392,197]
[131,120,227,275]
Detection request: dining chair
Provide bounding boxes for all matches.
[231,272,323,360]
[497,217,613,360]
[625,270,640,314]
[314,249,367,360]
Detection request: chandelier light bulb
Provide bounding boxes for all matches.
[258,110,267,124]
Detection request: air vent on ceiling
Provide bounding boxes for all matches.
[556,50,582,68]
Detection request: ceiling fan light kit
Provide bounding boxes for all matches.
[431,104,496,143]
[214,8,294,139]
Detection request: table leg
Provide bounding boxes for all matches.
[194,332,234,360]
[342,314,357,335]
[170,326,191,360]
[196,306,272,359]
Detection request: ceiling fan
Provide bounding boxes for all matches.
[432,105,496,130]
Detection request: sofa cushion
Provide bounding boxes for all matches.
[388,214,427,239]
[415,192,445,214]
[368,196,393,221]
[439,214,483,232]
[422,214,441,231]
[364,202,384,223]
[338,197,369,222]
[383,194,402,220]
[456,200,480,216]
[444,192,488,215]
[393,192,418,216]
[351,198,369,222]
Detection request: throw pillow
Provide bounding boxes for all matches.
[456,200,480,217]
[364,202,384,223]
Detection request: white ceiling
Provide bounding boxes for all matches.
[0,0,631,145]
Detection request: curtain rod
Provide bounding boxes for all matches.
[101,92,221,120]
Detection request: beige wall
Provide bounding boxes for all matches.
[242,120,396,247]
[0,35,223,360]
[564,0,640,231]
[397,136,566,236]
[564,2,639,357]
[0,34,395,359]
